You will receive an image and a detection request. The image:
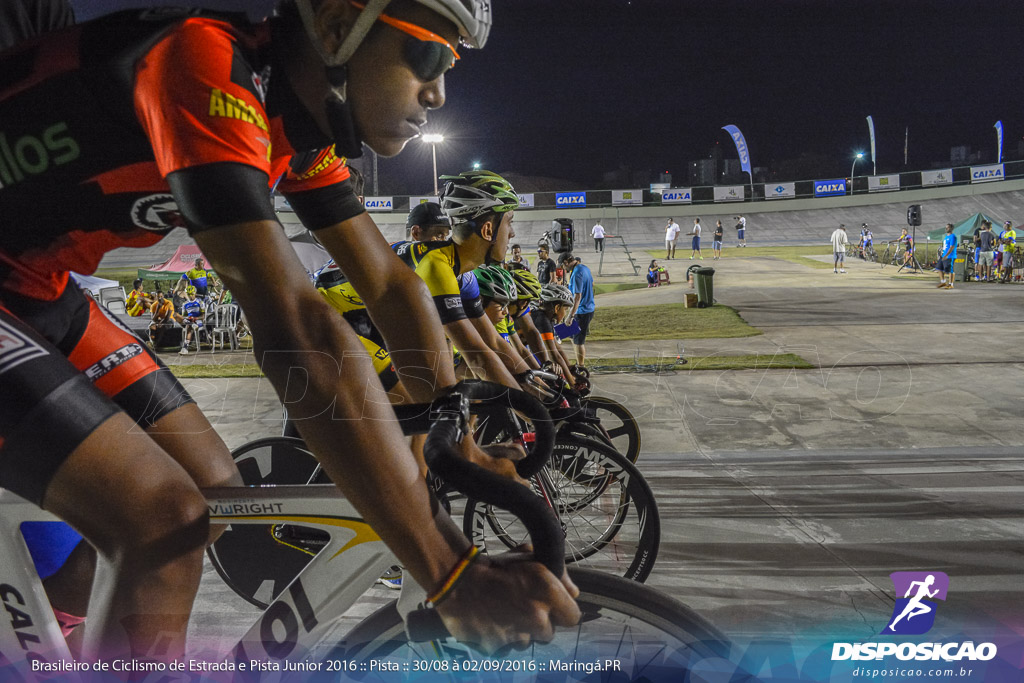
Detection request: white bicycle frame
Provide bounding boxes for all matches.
[0,484,432,681]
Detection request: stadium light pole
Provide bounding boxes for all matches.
[422,134,444,195]
[472,161,481,170]
[850,152,864,184]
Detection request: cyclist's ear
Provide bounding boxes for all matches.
[310,0,361,56]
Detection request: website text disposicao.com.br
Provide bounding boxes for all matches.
[851,665,980,679]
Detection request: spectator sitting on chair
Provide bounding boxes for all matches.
[177,285,205,355]
[174,257,209,297]
[647,260,662,287]
[148,291,176,348]
[125,278,152,317]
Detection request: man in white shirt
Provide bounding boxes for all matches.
[591,221,606,252]
[735,215,747,246]
[830,224,849,273]
[665,218,681,259]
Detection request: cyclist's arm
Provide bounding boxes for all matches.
[515,315,550,366]
[509,325,541,370]
[548,336,575,380]
[446,317,520,388]
[313,213,455,402]
[192,219,471,593]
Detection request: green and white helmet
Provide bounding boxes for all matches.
[439,170,519,223]
[473,265,517,305]
[540,283,573,306]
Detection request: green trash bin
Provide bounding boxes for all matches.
[693,267,715,308]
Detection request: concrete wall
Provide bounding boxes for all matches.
[97,178,1024,269]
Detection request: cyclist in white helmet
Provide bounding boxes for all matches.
[0,0,578,662]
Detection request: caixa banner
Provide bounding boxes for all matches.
[970,164,1004,183]
[814,179,847,197]
[555,192,587,208]
[363,197,394,211]
[661,188,692,205]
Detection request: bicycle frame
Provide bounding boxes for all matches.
[0,485,423,679]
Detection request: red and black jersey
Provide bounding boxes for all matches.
[0,9,360,300]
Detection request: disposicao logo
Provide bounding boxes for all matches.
[884,571,947,635]
[832,571,998,663]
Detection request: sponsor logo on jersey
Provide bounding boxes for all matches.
[0,321,49,375]
[84,343,145,381]
[0,122,79,190]
[208,88,269,133]
[444,296,462,310]
[296,147,341,180]
[131,194,185,232]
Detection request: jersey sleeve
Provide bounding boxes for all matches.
[458,272,485,319]
[413,249,466,325]
[531,310,555,341]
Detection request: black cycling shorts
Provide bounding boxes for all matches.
[0,279,194,505]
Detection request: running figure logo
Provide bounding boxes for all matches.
[883,572,949,635]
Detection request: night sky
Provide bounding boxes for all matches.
[73,0,1024,194]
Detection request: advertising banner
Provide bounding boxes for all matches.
[813,179,847,197]
[555,192,587,208]
[364,196,394,211]
[713,186,744,202]
[660,188,692,205]
[868,175,900,192]
[649,183,671,194]
[921,169,952,186]
[765,182,796,200]
[517,193,535,209]
[721,125,752,177]
[995,120,1003,163]
[408,196,438,206]
[867,115,877,173]
[612,189,643,206]
[970,164,1004,183]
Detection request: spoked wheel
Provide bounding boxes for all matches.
[329,568,731,678]
[580,395,642,463]
[207,437,327,608]
[463,434,659,582]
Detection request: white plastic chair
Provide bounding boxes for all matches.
[98,286,127,308]
[210,304,240,351]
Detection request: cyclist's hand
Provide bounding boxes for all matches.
[459,438,530,488]
[435,553,580,654]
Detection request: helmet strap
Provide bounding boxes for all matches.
[323,66,364,158]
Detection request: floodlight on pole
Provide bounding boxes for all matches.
[472,161,481,170]
[850,152,864,186]
[421,134,445,195]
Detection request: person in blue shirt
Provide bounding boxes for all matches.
[178,285,205,354]
[938,224,957,289]
[174,258,210,297]
[559,252,595,368]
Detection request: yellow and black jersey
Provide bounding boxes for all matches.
[317,238,467,329]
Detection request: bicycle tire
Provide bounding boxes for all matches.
[207,437,327,609]
[463,434,660,582]
[579,395,642,463]
[329,568,730,677]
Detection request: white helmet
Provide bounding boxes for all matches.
[540,284,573,306]
[296,0,491,70]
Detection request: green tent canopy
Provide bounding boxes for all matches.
[927,212,1003,241]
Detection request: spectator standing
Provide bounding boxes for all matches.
[999,221,1016,282]
[560,253,595,368]
[688,217,704,260]
[509,243,529,269]
[535,245,557,284]
[898,228,916,271]
[665,218,681,259]
[978,221,996,282]
[971,223,983,277]
[591,221,606,252]
[938,223,957,289]
[713,220,724,260]
[735,215,747,246]
[830,224,849,273]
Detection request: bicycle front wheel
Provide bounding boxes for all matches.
[463,434,660,582]
[331,568,730,678]
[579,395,642,463]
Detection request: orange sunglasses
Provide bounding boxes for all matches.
[350,2,460,81]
